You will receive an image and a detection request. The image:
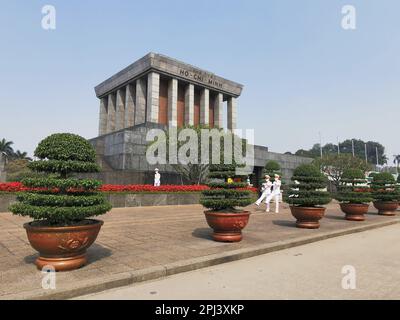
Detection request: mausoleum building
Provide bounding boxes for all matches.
[89,53,311,185]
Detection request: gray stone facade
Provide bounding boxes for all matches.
[87,123,312,186]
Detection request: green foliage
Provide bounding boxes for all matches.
[284,164,331,207]
[28,160,100,174]
[313,154,371,188]
[200,164,254,211]
[9,133,111,225]
[335,169,372,204]
[370,172,399,202]
[34,133,96,162]
[261,160,282,183]
[5,159,46,182]
[295,139,388,165]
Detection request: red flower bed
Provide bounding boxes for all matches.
[99,184,210,193]
[0,182,27,192]
[0,182,257,194]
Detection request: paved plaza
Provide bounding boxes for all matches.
[0,202,399,299]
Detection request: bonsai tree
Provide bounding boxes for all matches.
[284,164,331,228]
[200,163,254,242]
[262,160,282,181]
[9,133,112,271]
[335,168,372,221]
[370,172,399,215]
[201,164,254,212]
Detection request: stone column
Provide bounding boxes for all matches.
[115,88,125,131]
[184,84,194,125]
[200,88,209,125]
[106,93,116,133]
[227,96,237,130]
[214,93,223,128]
[168,78,178,127]
[146,72,160,123]
[98,97,108,135]
[135,78,146,125]
[124,83,135,128]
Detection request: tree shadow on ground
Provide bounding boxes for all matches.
[192,228,213,240]
[272,220,296,228]
[23,243,112,266]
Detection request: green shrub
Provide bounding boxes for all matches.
[261,160,282,182]
[335,168,372,204]
[9,133,111,225]
[284,164,331,207]
[200,163,254,211]
[370,172,399,203]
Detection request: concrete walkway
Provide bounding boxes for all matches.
[79,224,400,300]
[0,201,398,299]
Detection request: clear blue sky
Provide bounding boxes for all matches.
[0,0,399,164]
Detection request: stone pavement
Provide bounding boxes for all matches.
[0,201,399,299]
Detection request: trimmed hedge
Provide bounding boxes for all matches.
[370,172,399,202]
[335,168,372,204]
[284,164,331,207]
[9,133,111,225]
[200,163,254,211]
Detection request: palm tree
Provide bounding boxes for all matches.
[0,138,14,162]
[394,154,400,174]
[12,150,32,161]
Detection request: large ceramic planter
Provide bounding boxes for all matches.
[24,219,103,271]
[290,206,325,229]
[204,211,250,242]
[373,201,399,216]
[339,203,369,221]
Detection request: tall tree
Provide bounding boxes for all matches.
[313,154,372,188]
[0,138,14,159]
[12,150,32,161]
[295,139,388,165]
[394,154,400,174]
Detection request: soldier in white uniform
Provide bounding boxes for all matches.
[255,175,272,207]
[266,174,282,213]
[154,168,161,187]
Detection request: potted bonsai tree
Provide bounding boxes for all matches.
[335,168,372,221]
[371,172,399,216]
[284,164,331,229]
[9,133,112,271]
[200,163,254,242]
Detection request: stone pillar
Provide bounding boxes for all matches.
[227,96,237,130]
[115,88,125,131]
[125,83,135,128]
[98,97,108,135]
[168,78,178,127]
[135,78,146,125]
[106,93,116,133]
[184,84,194,125]
[200,88,209,125]
[214,93,223,128]
[146,72,160,123]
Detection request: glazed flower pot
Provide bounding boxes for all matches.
[373,201,399,216]
[24,219,103,271]
[290,206,325,229]
[339,203,369,221]
[204,211,250,242]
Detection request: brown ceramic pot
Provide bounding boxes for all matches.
[204,211,250,242]
[290,206,325,229]
[373,201,399,216]
[339,203,369,221]
[24,219,103,271]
